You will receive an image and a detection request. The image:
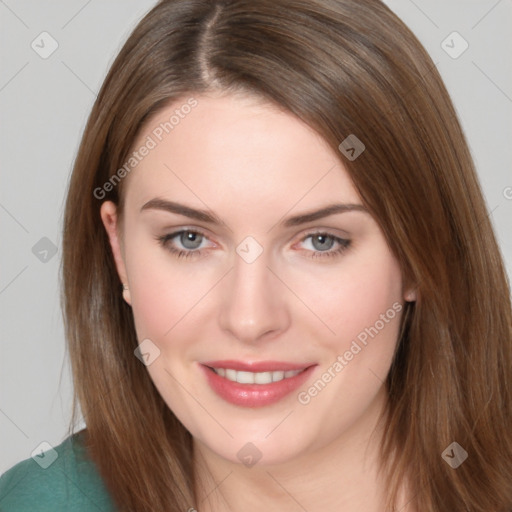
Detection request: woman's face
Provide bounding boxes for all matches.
[101,92,413,466]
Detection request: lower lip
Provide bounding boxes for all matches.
[200,364,316,408]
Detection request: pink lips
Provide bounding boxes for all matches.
[199,360,316,408]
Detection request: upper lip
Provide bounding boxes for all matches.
[201,360,315,372]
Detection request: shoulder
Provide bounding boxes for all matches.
[0,431,116,512]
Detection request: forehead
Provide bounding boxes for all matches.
[123,93,361,223]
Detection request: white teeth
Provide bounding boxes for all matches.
[236,371,255,384]
[225,369,237,381]
[212,367,302,384]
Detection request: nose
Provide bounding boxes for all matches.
[218,250,290,344]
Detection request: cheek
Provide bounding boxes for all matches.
[293,252,406,450]
[123,236,188,338]
[288,245,404,356]
[292,248,404,430]
[336,265,402,342]
[124,236,224,344]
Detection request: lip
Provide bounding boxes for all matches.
[199,360,317,408]
[201,359,313,372]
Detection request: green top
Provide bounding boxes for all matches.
[0,433,116,511]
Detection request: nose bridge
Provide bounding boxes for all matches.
[218,245,288,343]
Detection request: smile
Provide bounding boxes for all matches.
[200,360,316,407]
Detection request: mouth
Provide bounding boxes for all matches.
[199,360,316,407]
[208,367,305,384]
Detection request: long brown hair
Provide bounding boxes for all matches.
[61,0,512,510]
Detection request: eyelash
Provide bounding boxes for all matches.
[156,230,351,261]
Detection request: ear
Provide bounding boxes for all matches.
[100,201,131,306]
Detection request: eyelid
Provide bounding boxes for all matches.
[160,225,215,238]
[296,226,351,240]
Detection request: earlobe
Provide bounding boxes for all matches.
[99,201,131,306]
[404,288,417,302]
[122,283,131,306]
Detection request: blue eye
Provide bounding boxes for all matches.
[156,230,351,260]
[177,231,203,250]
[157,230,208,259]
[300,233,351,259]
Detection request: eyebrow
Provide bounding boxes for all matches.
[140,198,368,227]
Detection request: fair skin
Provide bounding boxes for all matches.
[101,92,417,512]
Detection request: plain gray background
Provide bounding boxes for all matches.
[1,0,511,473]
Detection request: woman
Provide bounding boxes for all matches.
[1,0,511,511]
